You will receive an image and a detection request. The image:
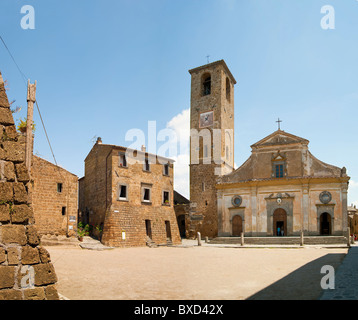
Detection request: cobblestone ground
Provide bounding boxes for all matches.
[320,245,358,300]
[46,243,348,300]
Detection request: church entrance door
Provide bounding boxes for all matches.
[232,215,243,236]
[320,212,331,235]
[273,208,287,236]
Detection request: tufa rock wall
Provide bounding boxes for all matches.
[0,72,59,300]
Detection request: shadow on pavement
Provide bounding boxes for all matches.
[247,252,346,300]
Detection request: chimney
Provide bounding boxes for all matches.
[141,145,146,152]
[96,137,102,144]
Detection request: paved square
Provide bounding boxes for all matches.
[46,245,347,300]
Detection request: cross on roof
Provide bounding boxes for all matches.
[276,118,282,130]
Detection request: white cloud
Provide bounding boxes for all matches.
[166,109,190,199]
[350,180,358,188]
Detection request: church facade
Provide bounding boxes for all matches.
[216,130,350,237]
[187,59,350,239]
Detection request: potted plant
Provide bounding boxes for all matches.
[16,118,36,134]
[77,229,86,242]
[77,222,89,241]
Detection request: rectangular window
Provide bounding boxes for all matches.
[163,164,169,176]
[143,188,151,202]
[163,191,170,205]
[118,184,128,200]
[141,183,152,203]
[275,164,284,178]
[143,158,150,172]
[57,183,63,193]
[61,207,66,216]
[202,182,205,192]
[119,153,127,167]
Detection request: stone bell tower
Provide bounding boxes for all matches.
[188,60,236,238]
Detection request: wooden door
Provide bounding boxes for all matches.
[232,215,243,236]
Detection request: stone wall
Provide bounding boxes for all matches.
[30,156,78,237]
[0,73,59,300]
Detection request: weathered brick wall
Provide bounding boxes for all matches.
[0,72,59,300]
[82,143,113,228]
[82,143,181,247]
[30,156,78,237]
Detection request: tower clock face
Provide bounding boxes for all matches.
[199,111,214,128]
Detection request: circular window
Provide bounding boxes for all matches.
[319,191,332,204]
[231,195,242,207]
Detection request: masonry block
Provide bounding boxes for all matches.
[26,225,40,246]
[0,289,22,300]
[2,141,25,162]
[0,204,10,223]
[11,204,32,224]
[23,287,46,300]
[0,247,5,264]
[13,182,28,204]
[0,161,15,181]
[0,266,15,289]
[21,245,40,265]
[44,285,59,300]
[33,263,57,286]
[0,225,27,245]
[37,246,51,263]
[14,162,30,182]
[3,125,18,140]
[0,108,14,126]
[6,247,20,265]
[0,182,13,202]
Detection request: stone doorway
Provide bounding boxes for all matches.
[145,220,152,239]
[320,212,331,235]
[273,208,287,236]
[232,215,243,236]
[165,221,172,240]
[177,215,186,238]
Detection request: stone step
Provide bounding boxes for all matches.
[210,236,348,246]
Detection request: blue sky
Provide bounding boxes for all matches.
[0,0,357,203]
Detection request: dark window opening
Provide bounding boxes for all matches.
[203,76,211,96]
[226,77,230,101]
[163,164,169,176]
[119,154,127,167]
[163,191,169,204]
[62,207,66,216]
[57,183,63,193]
[143,188,151,202]
[144,159,150,171]
[119,185,127,200]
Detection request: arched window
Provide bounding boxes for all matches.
[202,73,211,96]
[226,77,230,101]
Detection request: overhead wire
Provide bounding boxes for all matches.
[0,34,58,166]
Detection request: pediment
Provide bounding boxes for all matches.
[251,130,309,149]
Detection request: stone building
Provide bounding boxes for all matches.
[187,60,350,240]
[188,60,236,238]
[0,72,59,300]
[217,130,350,237]
[29,156,78,237]
[348,204,358,237]
[79,138,181,247]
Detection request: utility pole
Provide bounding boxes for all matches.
[25,79,36,175]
